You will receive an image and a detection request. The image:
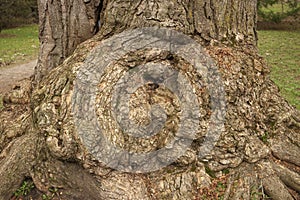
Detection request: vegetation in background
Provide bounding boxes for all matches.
[0,25,38,67]
[257,1,300,110]
[258,29,300,110]
[258,0,300,22]
[0,0,38,32]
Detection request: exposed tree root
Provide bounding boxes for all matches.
[272,162,300,193]
[0,132,38,199]
[271,136,300,167]
[31,158,106,200]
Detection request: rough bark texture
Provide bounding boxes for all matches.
[97,0,257,44]
[36,0,258,82]
[1,0,300,199]
[35,0,102,81]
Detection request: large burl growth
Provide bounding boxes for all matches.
[0,0,300,199]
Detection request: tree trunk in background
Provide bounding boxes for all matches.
[35,0,103,81]
[0,0,300,199]
[36,0,258,79]
[35,0,258,82]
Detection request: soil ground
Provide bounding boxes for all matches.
[0,60,36,94]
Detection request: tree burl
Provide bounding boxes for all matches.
[0,0,299,199]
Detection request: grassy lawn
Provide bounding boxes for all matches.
[258,29,300,110]
[0,24,39,67]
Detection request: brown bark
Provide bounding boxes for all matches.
[35,0,103,81]
[36,0,258,82]
[97,0,257,43]
[0,0,299,199]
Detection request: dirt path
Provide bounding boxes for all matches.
[0,60,36,94]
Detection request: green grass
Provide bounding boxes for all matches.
[258,29,300,110]
[13,180,35,197]
[0,24,38,67]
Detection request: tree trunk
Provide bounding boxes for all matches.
[34,0,103,81]
[1,0,300,199]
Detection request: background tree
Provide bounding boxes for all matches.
[34,0,102,81]
[1,0,300,199]
[0,0,38,32]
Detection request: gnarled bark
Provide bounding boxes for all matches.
[1,0,299,199]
